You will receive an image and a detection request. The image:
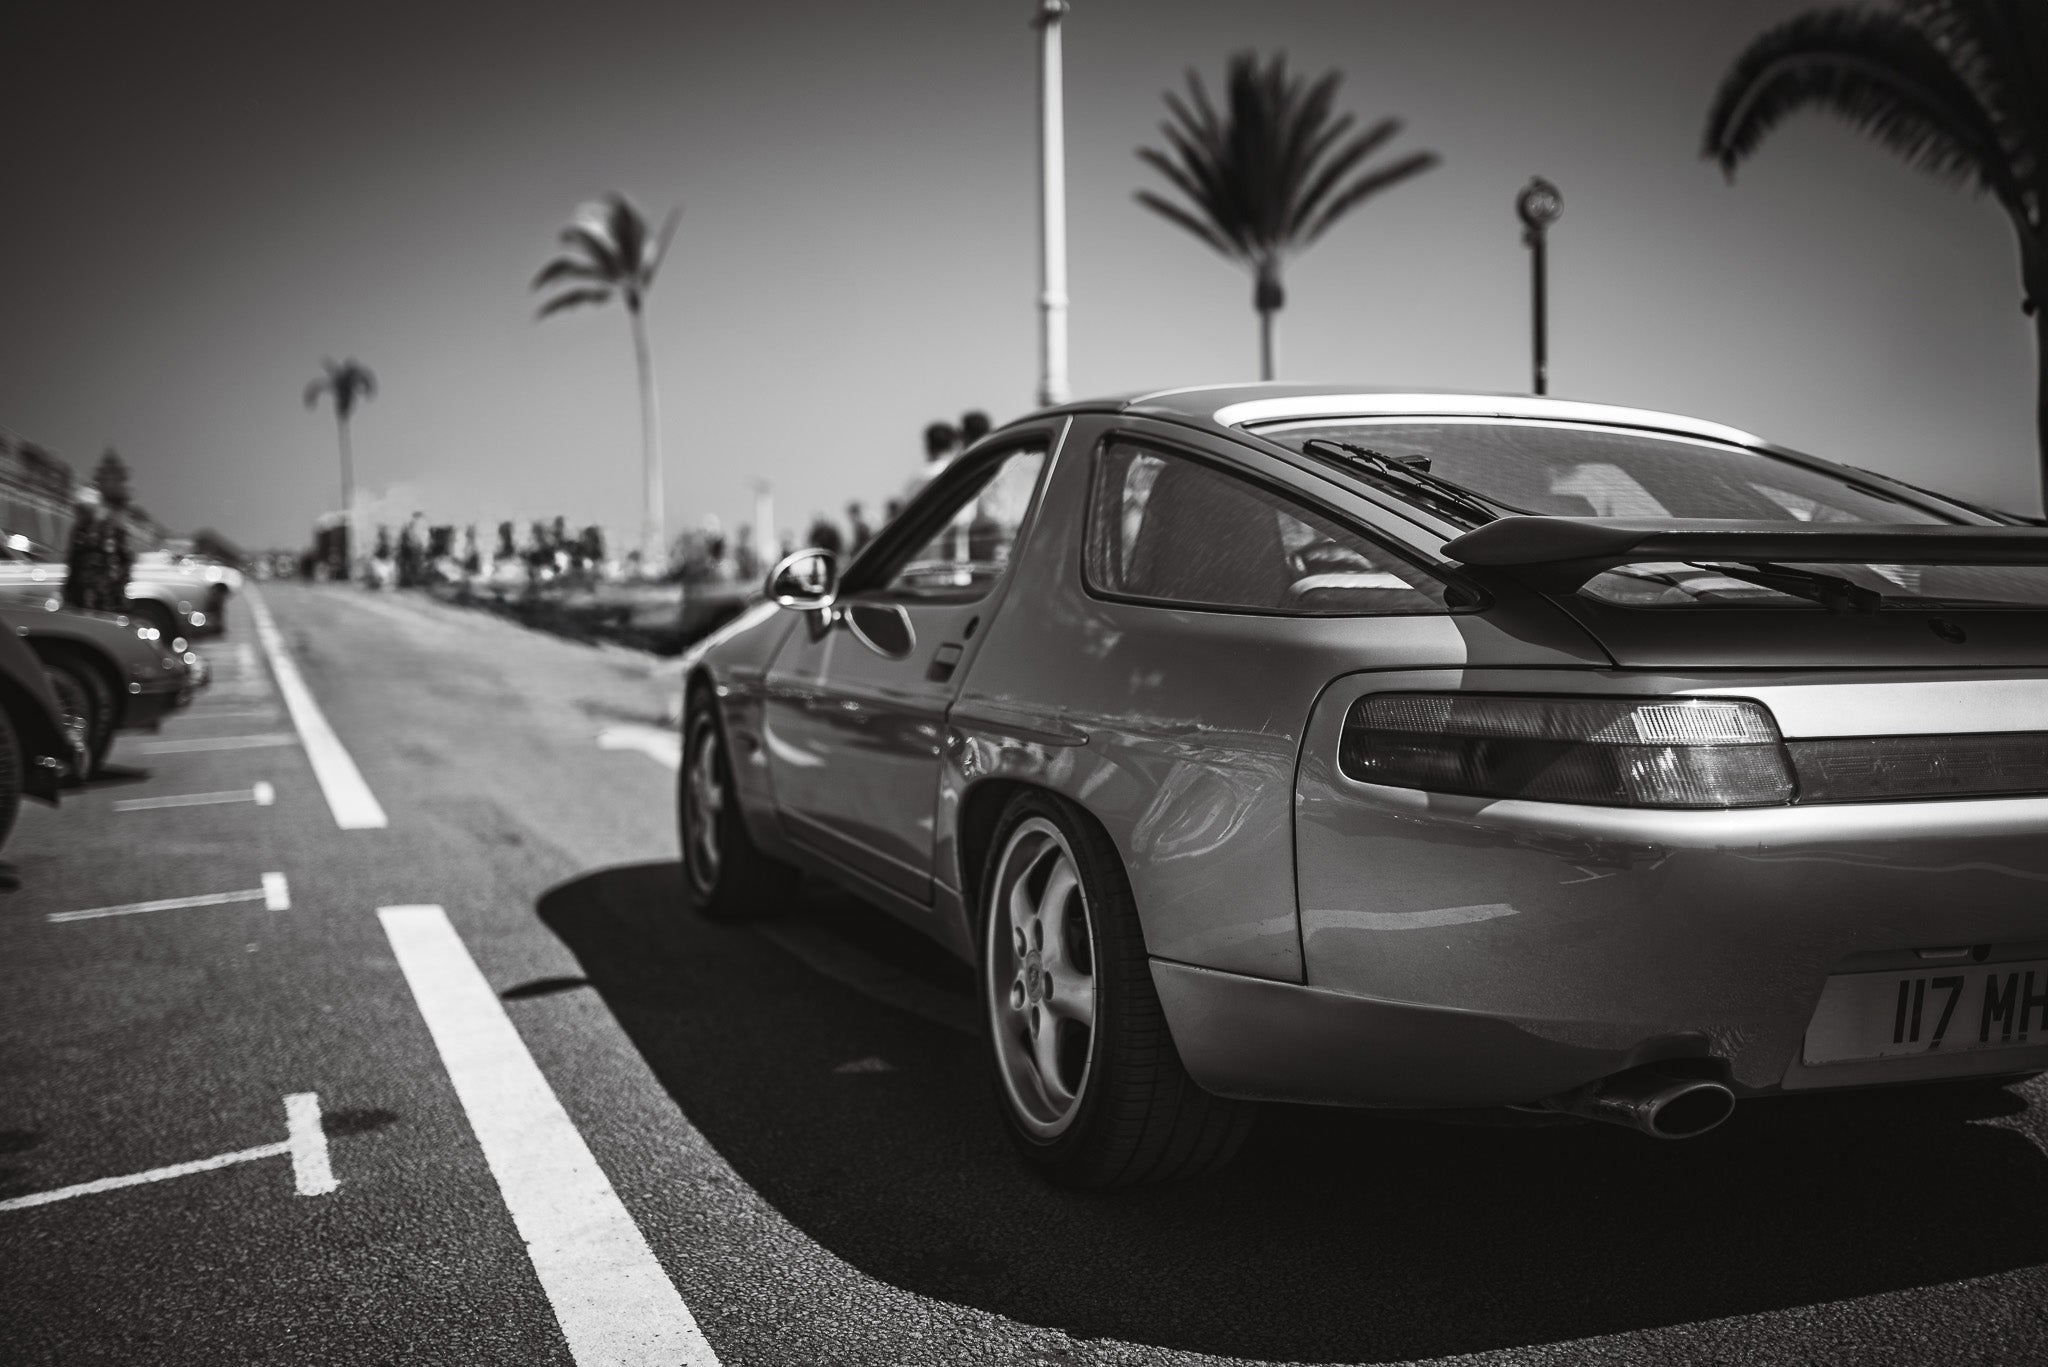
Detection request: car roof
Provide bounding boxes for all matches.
[1033,383,1767,450]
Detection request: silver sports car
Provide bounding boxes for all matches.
[677,385,2048,1186]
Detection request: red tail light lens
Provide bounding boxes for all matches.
[1340,694,1795,808]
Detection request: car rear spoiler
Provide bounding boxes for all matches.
[1441,517,2048,592]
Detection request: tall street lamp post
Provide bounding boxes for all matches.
[1035,0,1070,408]
[1516,176,1562,395]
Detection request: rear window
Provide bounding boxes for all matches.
[1258,417,2048,610]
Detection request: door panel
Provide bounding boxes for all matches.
[761,438,1052,902]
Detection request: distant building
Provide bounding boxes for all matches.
[0,425,79,555]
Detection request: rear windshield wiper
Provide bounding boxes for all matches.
[1696,560,1886,613]
[1300,439,1517,528]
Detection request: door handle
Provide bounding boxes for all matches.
[928,641,964,683]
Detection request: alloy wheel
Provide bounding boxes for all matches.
[986,816,1099,1138]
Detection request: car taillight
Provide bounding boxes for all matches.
[1340,693,1795,808]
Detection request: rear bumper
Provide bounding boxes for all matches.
[1154,958,2048,1108]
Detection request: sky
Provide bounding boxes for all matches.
[0,0,2035,551]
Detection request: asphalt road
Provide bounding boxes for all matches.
[2,582,2045,1367]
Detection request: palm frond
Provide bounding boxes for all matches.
[535,287,614,318]
[558,223,624,280]
[303,376,327,409]
[1703,6,2018,210]
[647,205,682,283]
[1135,49,1438,281]
[1302,149,1441,243]
[531,257,607,290]
[1134,190,1234,256]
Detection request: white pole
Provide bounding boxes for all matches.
[1035,1,1070,409]
[752,482,774,566]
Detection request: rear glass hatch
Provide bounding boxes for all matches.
[1255,416,2048,669]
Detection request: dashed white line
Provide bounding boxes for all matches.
[598,724,682,769]
[113,782,276,812]
[247,587,387,830]
[379,904,718,1366]
[285,1092,336,1195]
[0,1093,338,1212]
[136,733,295,754]
[50,874,290,923]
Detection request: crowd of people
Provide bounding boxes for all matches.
[312,408,999,594]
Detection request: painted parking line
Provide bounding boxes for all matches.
[113,782,276,812]
[50,873,290,923]
[136,733,296,754]
[247,587,387,830]
[0,1093,336,1212]
[379,905,718,1366]
[597,724,682,769]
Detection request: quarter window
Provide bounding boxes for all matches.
[1084,441,1456,615]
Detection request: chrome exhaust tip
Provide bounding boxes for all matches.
[1542,1065,1736,1140]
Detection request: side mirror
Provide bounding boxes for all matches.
[766,547,838,609]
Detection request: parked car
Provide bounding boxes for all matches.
[0,623,75,847]
[0,598,189,778]
[677,385,2048,1186]
[0,547,233,642]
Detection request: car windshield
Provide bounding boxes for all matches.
[1257,417,2048,610]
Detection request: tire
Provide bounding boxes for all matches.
[980,790,1255,1187]
[679,690,796,918]
[0,706,21,850]
[42,658,110,781]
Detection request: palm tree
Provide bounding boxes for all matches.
[1136,51,1439,380]
[1704,0,2048,506]
[303,358,377,570]
[531,193,680,566]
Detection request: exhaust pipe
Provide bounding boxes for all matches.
[1542,1065,1736,1140]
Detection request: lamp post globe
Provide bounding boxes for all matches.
[1516,176,1563,236]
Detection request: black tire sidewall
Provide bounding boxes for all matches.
[680,702,726,905]
[0,706,21,849]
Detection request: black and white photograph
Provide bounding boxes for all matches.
[3,2,2047,1363]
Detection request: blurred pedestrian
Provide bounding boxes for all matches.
[806,514,845,557]
[846,501,873,554]
[61,489,131,613]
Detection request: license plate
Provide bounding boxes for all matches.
[1803,958,2048,1065]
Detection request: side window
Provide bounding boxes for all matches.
[1084,440,1456,615]
[879,445,1046,602]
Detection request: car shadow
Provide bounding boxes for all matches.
[539,861,2048,1363]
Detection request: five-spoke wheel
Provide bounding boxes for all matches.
[979,790,1255,1186]
[986,816,1098,1137]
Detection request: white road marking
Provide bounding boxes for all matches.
[114,783,276,812]
[247,588,387,830]
[179,708,283,722]
[598,724,682,769]
[0,1093,337,1212]
[136,733,296,754]
[237,642,259,675]
[51,874,290,923]
[379,905,718,1366]
[285,1092,336,1195]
